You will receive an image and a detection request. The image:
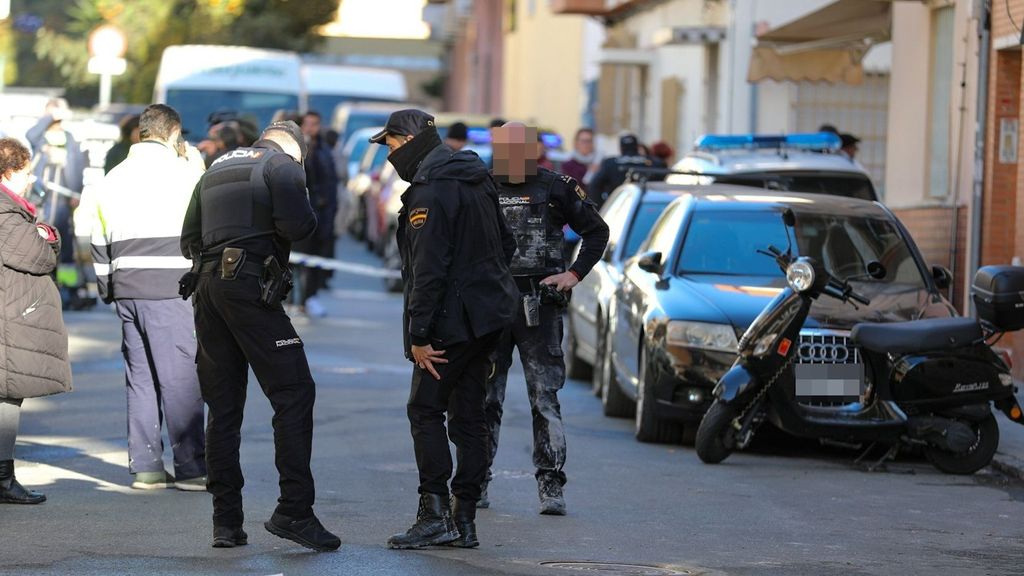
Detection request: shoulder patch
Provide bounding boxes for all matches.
[409,207,429,229]
[574,185,587,201]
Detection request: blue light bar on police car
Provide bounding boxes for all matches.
[467,127,491,145]
[695,132,842,152]
[541,133,563,149]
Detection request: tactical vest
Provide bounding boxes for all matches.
[497,173,565,277]
[199,147,276,254]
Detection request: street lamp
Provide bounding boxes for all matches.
[87,25,126,109]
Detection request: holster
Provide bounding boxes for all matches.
[259,255,293,308]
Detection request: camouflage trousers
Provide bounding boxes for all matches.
[484,297,567,487]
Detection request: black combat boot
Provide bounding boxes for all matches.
[0,460,46,505]
[538,476,565,516]
[264,512,341,551]
[387,493,459,549]
[212,525,249,548]
[447,497,479,548]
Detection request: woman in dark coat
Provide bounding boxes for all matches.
[0,137,72,504]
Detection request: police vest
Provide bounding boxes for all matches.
[497,172,565,277]
[199,147,276,253]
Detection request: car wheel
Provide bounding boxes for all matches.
[601,329,635,418]
[635,346,683,444]
[565,314,592,381]
[591,314,605,397]
[924,413,999,475]
[382,232,403,293]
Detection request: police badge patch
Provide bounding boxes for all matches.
[575,185,586,200]
[410,208,429,229]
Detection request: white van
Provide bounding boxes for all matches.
[302,63,407,117]
[154,45,304,141]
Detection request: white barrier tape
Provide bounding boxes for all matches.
[290,252,402,279]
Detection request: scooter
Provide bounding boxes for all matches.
[695,209,1024,475]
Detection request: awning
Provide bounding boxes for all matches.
[748,0,895,84]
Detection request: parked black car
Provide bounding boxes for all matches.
[566,182,691,386]
[600,186,956,444]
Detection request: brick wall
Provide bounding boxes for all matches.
[892,205,968,311]
[993,0,1024,39]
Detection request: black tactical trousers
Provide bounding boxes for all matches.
[485,293,568,486]
[193,272,316,528]
[407,330,500,502]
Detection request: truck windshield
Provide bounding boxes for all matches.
[167,89,299,142]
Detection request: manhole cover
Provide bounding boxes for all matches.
[539,562,692,576]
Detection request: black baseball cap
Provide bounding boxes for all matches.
[262,120,307,160]
[620,133,639,155]
[369,109,436,144]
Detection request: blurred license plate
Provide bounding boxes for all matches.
[794,364,864,403]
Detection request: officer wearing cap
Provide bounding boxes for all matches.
[180,121,341,552]
[483,122,609,516]
[369,109,517,550]
[589,133,654,208]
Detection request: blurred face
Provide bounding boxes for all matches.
[574,131,594,156]
[492,124,541,184]
[2,162,36,197]
[302,115,321,138]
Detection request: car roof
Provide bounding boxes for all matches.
[679,184,888,218]
[674,150,868,176]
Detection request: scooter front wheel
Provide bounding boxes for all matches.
[924,413,999,475]
[696,401,737,464]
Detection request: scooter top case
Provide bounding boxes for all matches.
[851,317,1014,409]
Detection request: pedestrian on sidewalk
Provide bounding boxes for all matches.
[484,123,609,515]
[90,104,208,492]
[0,137,72,505]
[181,121,341,552]
[370,109,517,549]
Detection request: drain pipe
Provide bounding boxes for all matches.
[968,0,991,315]
[947,8,975,308]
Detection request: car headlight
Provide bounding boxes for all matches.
[786,260,815,292]
[666,321,738,353]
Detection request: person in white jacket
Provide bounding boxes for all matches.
[90,104,208,491]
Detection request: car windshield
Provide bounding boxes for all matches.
[166,89,298,143]
[677,209,927,288]
[713,172,875,201]
[623,201,670,259]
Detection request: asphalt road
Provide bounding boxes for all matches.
[4,239,1024,576]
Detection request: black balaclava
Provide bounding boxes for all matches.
[389,126,442,182]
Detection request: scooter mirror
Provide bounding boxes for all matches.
[866,261,887,280]
[782,208,796,228]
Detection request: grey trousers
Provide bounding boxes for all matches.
[116,299,206,479]
[0,399,22,461]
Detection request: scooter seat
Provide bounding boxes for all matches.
[851,317,982,354]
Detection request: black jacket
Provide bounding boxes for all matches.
[589,154,654,207]
[398,145,517,357]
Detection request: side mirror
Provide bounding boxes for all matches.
[637,251,664,275]
[866,261,887,280]
[932,265,952,289]
[782,208,796,228]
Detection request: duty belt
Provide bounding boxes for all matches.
[198,257,265,277]
[513,275,555,292]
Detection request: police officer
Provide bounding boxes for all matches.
[180,121,341,552]
[588,133,654,208]
[371,109,517,550]
[484,122,610,515]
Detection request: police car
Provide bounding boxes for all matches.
[666,132,877,202]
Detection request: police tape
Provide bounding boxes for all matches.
[289,252,403,280]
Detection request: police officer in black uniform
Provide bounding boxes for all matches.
[180,121,341,552]
[588,133,654,208]
[484,122,609,515]
[370,109,517,550]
